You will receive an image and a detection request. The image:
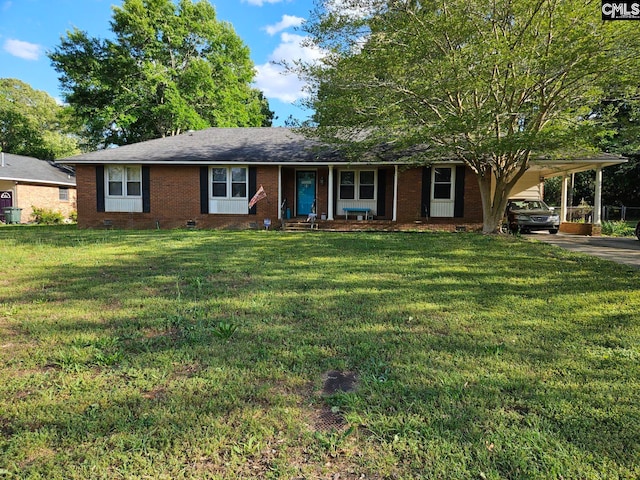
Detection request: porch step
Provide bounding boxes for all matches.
[282,220,321,231]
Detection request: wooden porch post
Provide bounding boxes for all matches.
[393,165,398,222]
[560,175,569,222]
[327,165,335,221]
[278,165,282,220]
[593,167,602,225]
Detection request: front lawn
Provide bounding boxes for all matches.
[0,226,638,479]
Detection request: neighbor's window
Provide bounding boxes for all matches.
[339,170,376,200]
[59,187,69,201]
[211,167,247,199]
[107,166,141,197]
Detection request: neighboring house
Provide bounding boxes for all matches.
[0,152,77,223]
[58,128,625,231]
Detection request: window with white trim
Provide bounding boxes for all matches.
[339,170,376,200]
[433,167,453,199]
[211,167,247,199]
[106,166,141,198]
[208,166,249,214]
[104,165,143,213]
[430,166,455,217]
[59,187,69,201]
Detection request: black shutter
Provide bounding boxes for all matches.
[200,167,209,214]
[96,166,105,212]
[421,166,431,217]
[248,167,257,215]
[142,166,151,213]
[376,169,386,218]
[454,166,465,218]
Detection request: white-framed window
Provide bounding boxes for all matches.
[209,166,249,214]
[211,167,247,199]
[339,170,376,200]
[59,187,69,201]
[106,166,141,198]
[430,166,455,217]
[104,165,143,212]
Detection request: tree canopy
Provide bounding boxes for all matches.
[0,78,79,159]
[298,0,640,232]
[49,0,273,150]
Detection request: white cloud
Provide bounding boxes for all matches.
[2,1,12,12]
[264,15,305,36]
[255,32,325,104]
[3,39,42,60]
[255,62,304,103]
[243,0,285,6]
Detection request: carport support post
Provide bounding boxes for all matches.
[593,167,602,225]
[560,175,569,222]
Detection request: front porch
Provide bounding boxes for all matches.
[279,217,483,233]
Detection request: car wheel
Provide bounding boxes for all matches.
[549,229,558,234]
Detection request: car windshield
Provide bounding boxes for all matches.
[509,200,548,210]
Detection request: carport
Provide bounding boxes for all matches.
[513,153,627,230]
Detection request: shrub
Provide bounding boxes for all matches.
[601,220,635,237]
[31,206,65,225]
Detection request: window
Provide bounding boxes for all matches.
[429,166,456,217]
[107,166,141,197]
[359,171,375,199]
[59,187,69,201]
[340,171,355,199]
[212,168,227,197]
[433,167,453,199]
[211,167,247,199]
[339,170,375,200]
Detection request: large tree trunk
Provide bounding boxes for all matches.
[477,172,513,234]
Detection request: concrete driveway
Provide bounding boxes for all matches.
[530,232,640,268]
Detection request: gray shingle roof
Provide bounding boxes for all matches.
[0,153,76,186]
[58,128,341,165]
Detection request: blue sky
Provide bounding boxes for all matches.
[0,0,321,126]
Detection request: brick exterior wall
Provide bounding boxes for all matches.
[395,166,483,227]
[76,164,483,230]
[77,165,280,229]
[13,183,77,222]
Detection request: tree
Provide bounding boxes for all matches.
[49,0,273,150]
[297,0,640,233]
[596,95,640,207]
[0,78,79,159]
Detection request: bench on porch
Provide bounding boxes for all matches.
[343,207,372,220]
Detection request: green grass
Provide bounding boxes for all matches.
[0,225,639,479]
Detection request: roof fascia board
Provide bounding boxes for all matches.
[0,177,76,186]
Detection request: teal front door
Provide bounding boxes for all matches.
[296,171,316,216]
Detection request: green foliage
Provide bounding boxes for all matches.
[298,0,640,233]
[30,206,65,225]
[601,220,635,237]
[0,227,638,478]
[0,79,80,159]
[212,320,238,341]
[49,0,273,150]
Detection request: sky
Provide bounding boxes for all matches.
[0,0,322,126]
